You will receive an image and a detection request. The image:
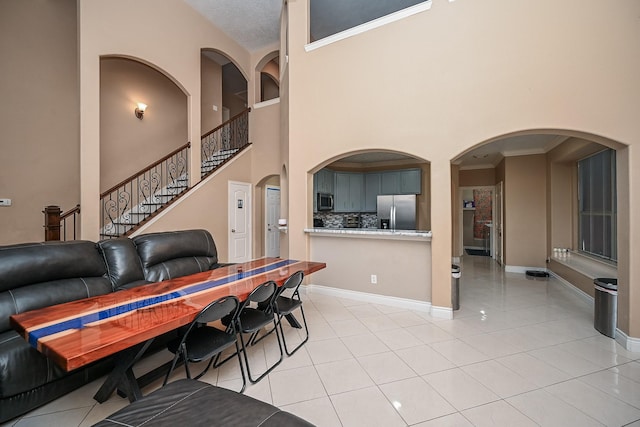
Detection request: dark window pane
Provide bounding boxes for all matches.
[577,149,617,261]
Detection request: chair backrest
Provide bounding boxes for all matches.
[195,295,239,325]
[243,281,278,309]
[282,270,304,291]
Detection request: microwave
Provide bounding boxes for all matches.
[317,193,334,211]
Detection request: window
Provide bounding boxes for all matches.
[578,149,617,261]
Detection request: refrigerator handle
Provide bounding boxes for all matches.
[391,205,396,229]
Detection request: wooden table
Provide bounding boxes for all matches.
[10,258,325,402]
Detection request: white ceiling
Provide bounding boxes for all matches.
[184,0,282,52]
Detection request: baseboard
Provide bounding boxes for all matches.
[505,265,547,274]
[549,272,640,353]
[430,306,454,320]
[303,284,431,313]
[615,328,640,353]
[547,270,594,304]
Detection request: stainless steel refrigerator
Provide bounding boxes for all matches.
[377,194,417,230]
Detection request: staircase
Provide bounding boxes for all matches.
[201,108,249,179]
[99,108,251,238]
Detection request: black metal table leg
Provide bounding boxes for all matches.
[94,339,154,403]
[284,313,302,329]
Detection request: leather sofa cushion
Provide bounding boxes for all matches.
[0,277,112,333]
[0,241,106,292]
[133,230,219,282]
[93,379,314,427]
[97,238,146,290]
[0,330,68,398]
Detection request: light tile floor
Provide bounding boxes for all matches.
[5,255,640,426]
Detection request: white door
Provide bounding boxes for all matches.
[228,181,252,263]
[265,186,280,257]
[495,181,504,265]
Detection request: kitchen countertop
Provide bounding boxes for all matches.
[304,228,432,241]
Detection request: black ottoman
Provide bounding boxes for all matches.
[93,379,314,427]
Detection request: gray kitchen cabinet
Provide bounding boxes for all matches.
[380,171,400,195]
[334,172,363,212]
[315,168,334,194]
[380,169,421,195]
[364,173,381,212]
[400,168,421,194]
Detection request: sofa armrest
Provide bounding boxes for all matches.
[93,379,314,427]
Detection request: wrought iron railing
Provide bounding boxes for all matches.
[100,142,190,238]
[201,108,250,178]
[43,204,80,241]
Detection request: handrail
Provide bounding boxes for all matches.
[201,108,251,139]
[60,204,80,220]
[201,109,251,179]
[100,143,191,238]
[44,204,81,241]
[100,142,191,198]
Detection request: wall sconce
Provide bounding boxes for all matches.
[134,102,147,119]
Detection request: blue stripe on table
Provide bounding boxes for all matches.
[28,259,297,347]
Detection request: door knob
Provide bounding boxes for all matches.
[231,229,236,233]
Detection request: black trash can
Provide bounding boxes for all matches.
[594,278,617,338]
[451,264,461,311]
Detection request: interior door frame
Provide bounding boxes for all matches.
[264,185,280,258]
[459,185,496,256]
[494,181,504,265]
[228,180,252,263]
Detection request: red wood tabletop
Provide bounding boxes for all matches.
[10,258,325,372]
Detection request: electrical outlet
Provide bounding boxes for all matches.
[371,274,377,284]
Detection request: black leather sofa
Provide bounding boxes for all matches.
[94,379,314,427]
[0,229,224,423]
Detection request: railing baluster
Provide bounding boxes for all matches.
[200,108,251,179]
[98,142,190,239]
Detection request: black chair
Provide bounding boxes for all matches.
[163,295,246,393]
[273,271,309,356]
[252,271,309,355]
[223,281,283,384]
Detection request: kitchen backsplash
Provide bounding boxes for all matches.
[314,212,378,228]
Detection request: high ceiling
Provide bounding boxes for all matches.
[184,0,281,52]
[184,0,428,51]
[185,1,568,168]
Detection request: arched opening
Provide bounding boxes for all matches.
[99,56,188,194]
[306,149,432,306]
[201,49,248,135]
[311,150,430,230]
[255,51,280,103]
[451,130,627,320]
[256,174,281,258]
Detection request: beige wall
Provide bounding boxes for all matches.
[250,101,282,258]
[100,57,188,191]
[284,0,640,318]
[310,235,432,301]
[549,260,595,298]
[132,149,254,262]
[503,155,547,268]
[79,0,251,239]
[201,55,223,133]
[459,168,496,187]
[0,0,79,245]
